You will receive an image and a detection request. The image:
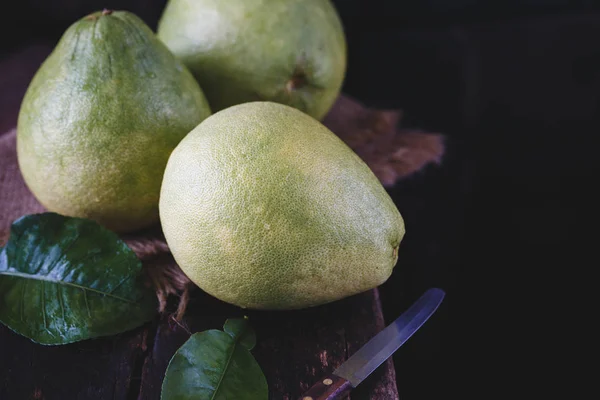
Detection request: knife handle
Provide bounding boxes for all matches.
[298,374,352,400]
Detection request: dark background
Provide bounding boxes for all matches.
[2,0,595,398]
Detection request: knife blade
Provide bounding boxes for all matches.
[298,287,445,400]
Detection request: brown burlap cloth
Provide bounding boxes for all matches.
[0,95,444,319]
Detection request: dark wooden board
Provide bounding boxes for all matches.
[0,285,397,400]
[0,324,152,400]
[138,286,397,400]
[0,44,399,400]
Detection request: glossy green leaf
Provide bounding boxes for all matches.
[224,318,256,350]
[0,212,157,345]
[161,318,268,400]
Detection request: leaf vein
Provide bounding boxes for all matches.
[210,335,242,400]
[107,275,132,295]
[20,279,26,322]
[0,270,137,304]
[57,286,65,321]
[83,289,91,318]
[41,280,47,330]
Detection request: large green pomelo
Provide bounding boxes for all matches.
[17,10,212,233]
[159,102,405,310]
[156,0,346,120]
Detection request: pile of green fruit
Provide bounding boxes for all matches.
[16,0,405,311]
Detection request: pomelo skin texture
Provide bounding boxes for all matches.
[159,102,405,310]
[157,0,347,121]
[17,10,211,233]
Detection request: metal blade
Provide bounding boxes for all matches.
[334,288,445,387]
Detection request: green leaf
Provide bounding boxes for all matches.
[0,212,157,345]
[161,318,268,400]
[224,317,256,350]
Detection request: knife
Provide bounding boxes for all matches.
[298,287,445,400]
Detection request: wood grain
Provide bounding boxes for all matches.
[138,288,397,400]
[0,323,153,400]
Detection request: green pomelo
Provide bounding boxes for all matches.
[159,102,405,310]
[17,10,212,233]
[157,0,346,120]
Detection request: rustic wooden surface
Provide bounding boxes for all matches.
[138,287,398,400]
[0,288,397,400]
[0,44,399,399]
